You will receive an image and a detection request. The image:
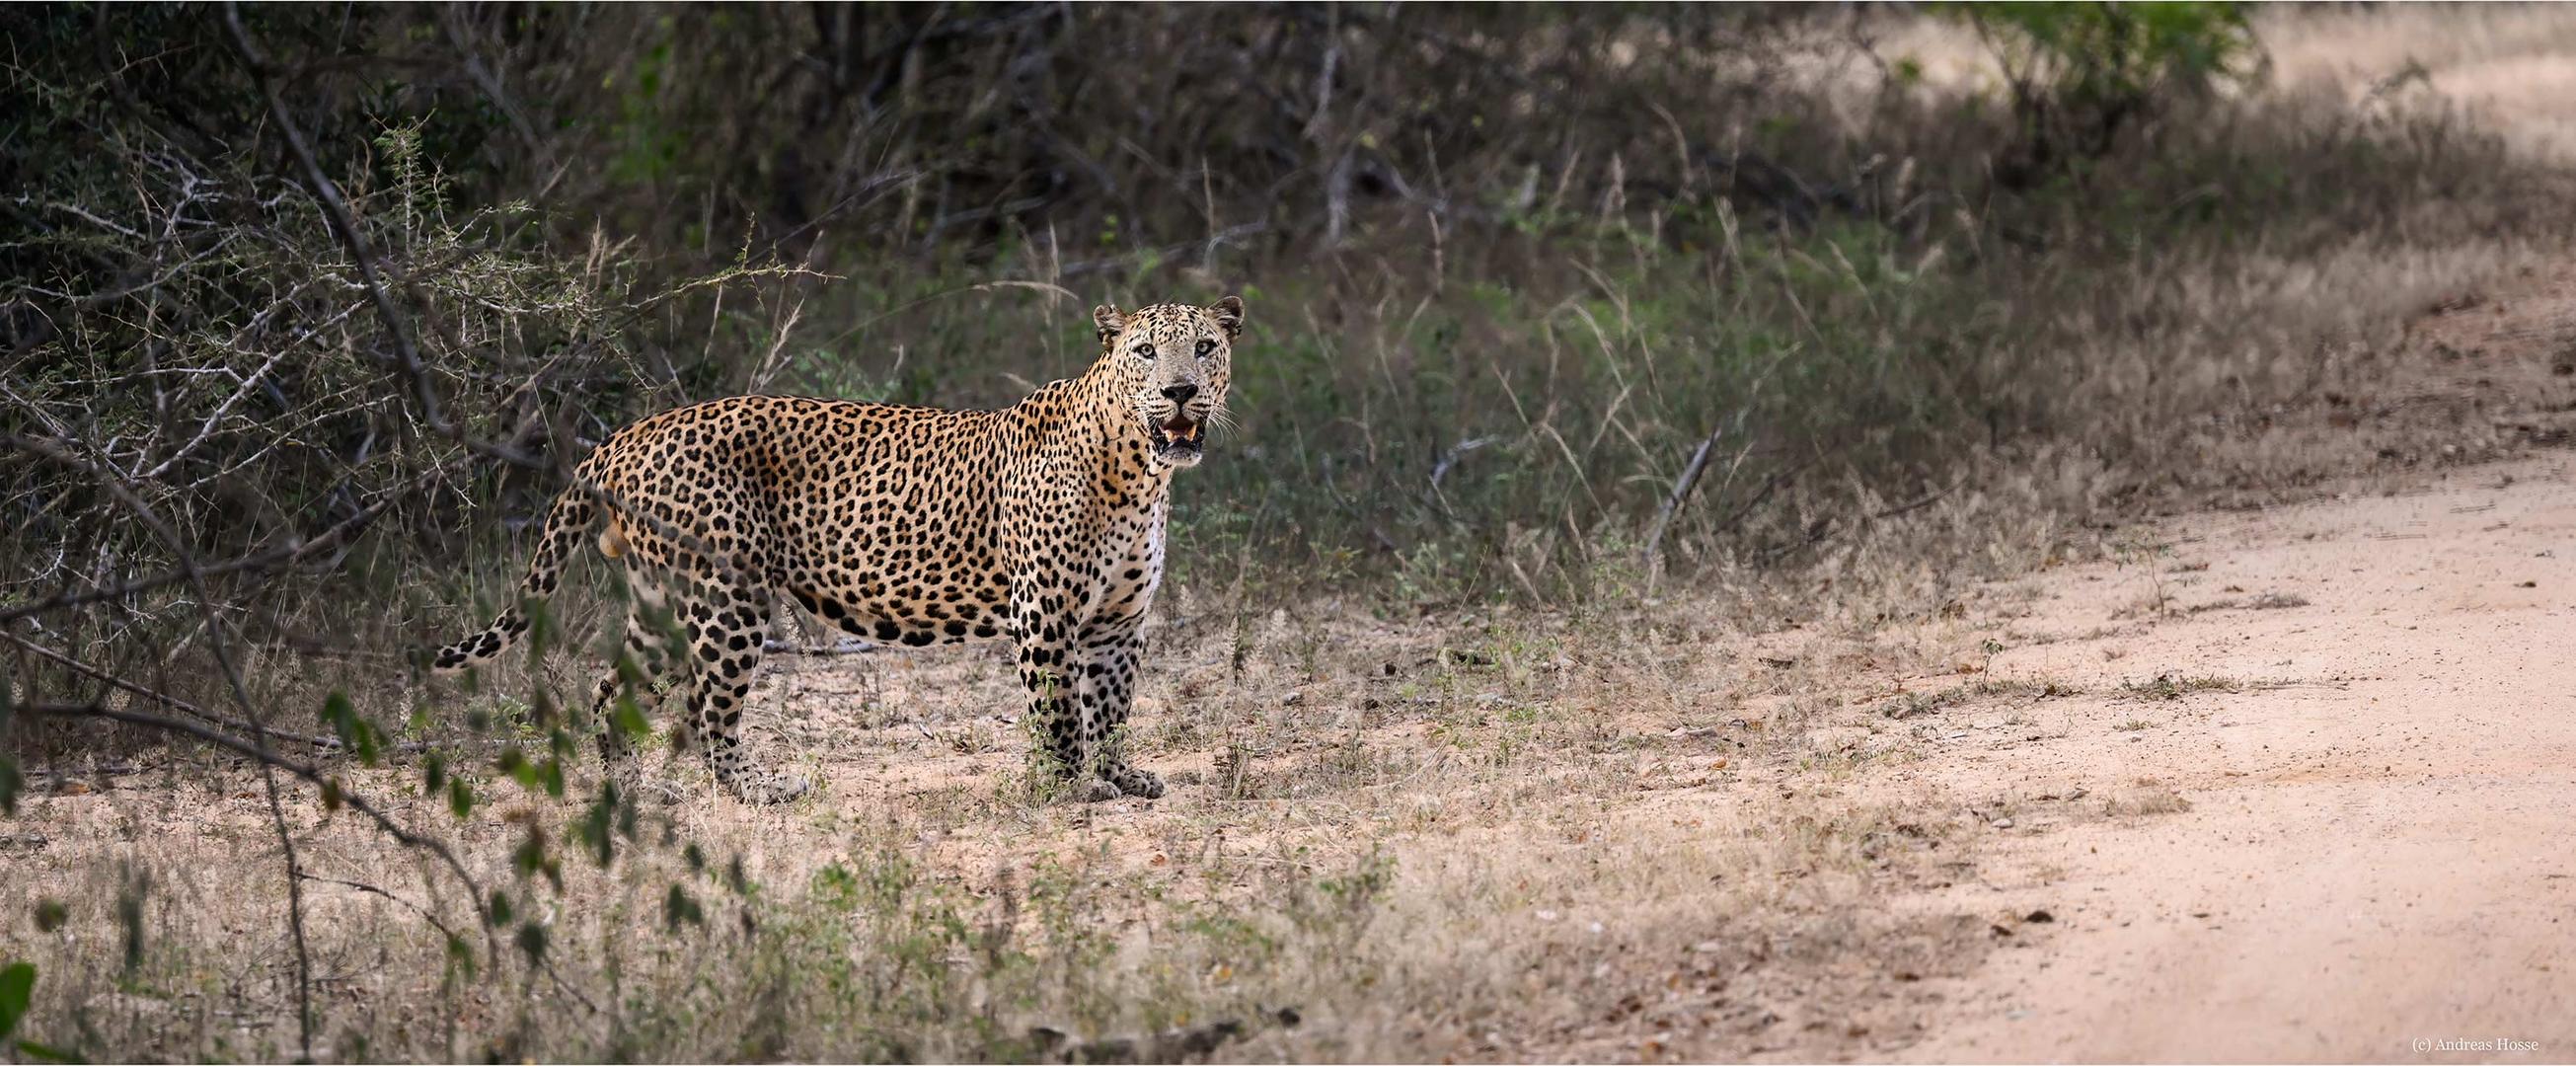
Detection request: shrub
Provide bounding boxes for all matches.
[1952,1,2261,186]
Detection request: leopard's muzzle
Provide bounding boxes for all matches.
[1150,409,1206,467]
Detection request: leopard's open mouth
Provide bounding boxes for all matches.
[1151,412,1205,465]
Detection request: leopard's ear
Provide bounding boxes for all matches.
[1211,295,1245,340]
[1093,304,1128,345]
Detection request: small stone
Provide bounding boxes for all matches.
[1281,691,1305,707]
[1989,817,2014,829]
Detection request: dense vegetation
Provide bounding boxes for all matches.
[10,4,2550,618]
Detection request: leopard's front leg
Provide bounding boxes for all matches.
[1075,623,1162,799]
[1004,573,1138,798]
[1010,579,1088,790]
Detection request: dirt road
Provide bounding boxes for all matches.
[1887,456,2576,1062]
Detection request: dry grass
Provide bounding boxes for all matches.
[2264,4,2576,163]
[6,585,2018,1062]
[2101,785,2196,820]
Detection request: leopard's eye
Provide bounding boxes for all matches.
[1131,343,1155,360]
[1195,339,1216,357]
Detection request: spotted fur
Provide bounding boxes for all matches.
[431,296,1244,802]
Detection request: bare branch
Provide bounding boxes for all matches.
[3,631,425,753]
[220,2,449,437]
[0,432,454,624]
[1642,426,1726,592]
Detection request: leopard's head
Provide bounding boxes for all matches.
[1092,296,1243,470]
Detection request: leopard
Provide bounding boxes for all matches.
[428,295,1243,803]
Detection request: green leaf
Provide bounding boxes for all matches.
[0,961,35,1041]
[662,884,703,931]
[524,596,555,662]
[31,901,66,933]
[443,934,477,981]
[447,777,475,819]
[319,691,381,767]
[510,826,563,890]
[515,921,549,963]
[497,748,562,796]
[609,697,649,741]
[613,652,646,691]
[577,783,620,869]
[17,1039,86,1063]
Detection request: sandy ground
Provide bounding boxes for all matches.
[1878,455,2576,1063]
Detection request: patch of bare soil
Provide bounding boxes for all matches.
[2165,261,2576,515]
[1882,451,2576,1063]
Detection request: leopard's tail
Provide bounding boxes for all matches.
[429,484,602,674]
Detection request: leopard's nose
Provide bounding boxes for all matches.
[1161,383,1198,404]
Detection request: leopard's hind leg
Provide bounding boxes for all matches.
[580,565,686,800]
[677,574,808,804]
